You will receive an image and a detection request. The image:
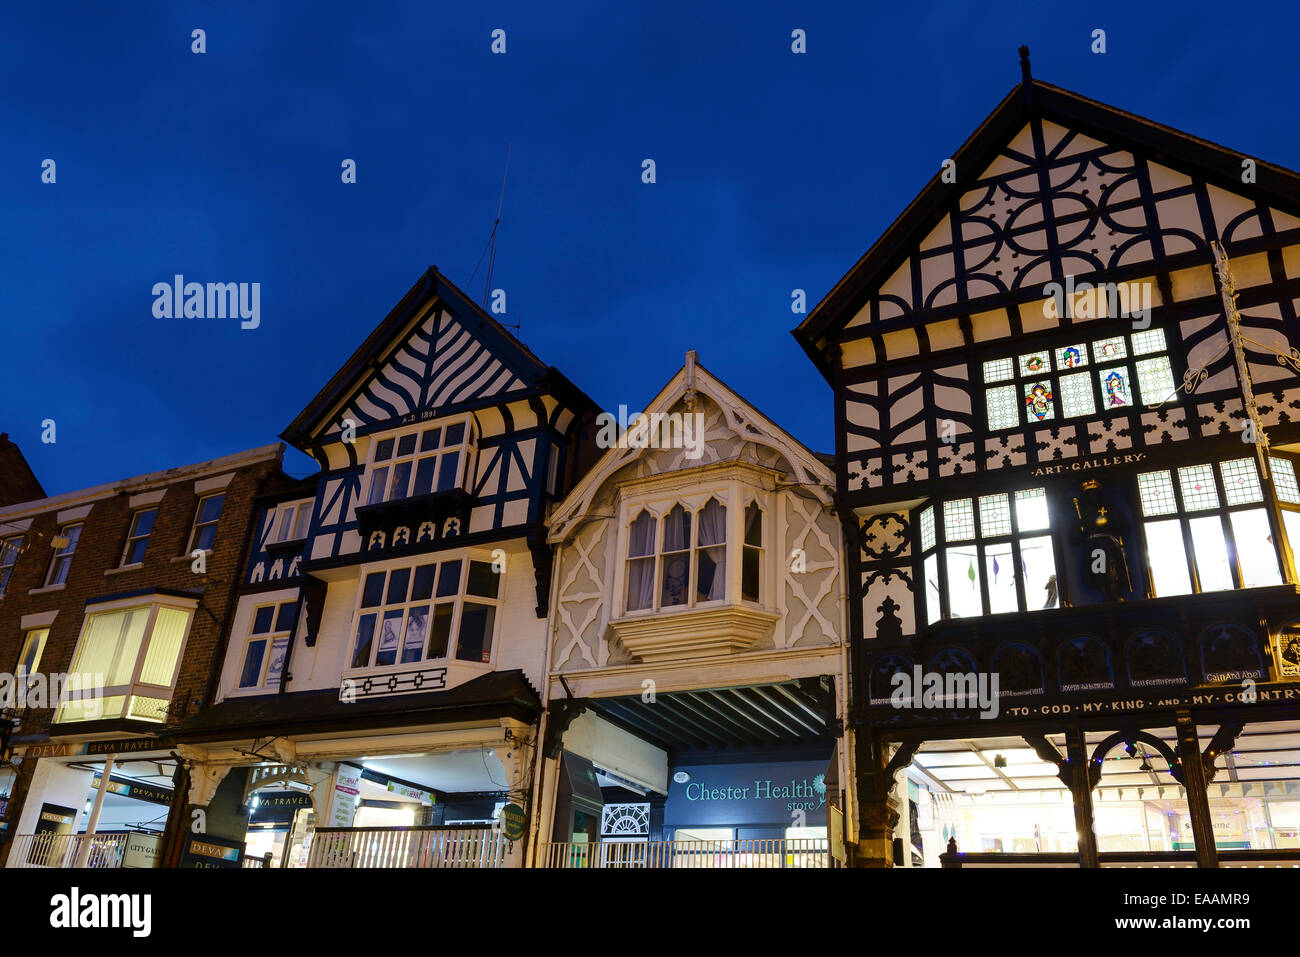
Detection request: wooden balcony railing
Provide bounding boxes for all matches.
[305,826,508,868]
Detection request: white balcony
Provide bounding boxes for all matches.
[7,832,129,869]
[536,838,831,868]
[305,826,508,868]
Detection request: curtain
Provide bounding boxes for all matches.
[696,499,727,601]
[626,512,657,611]
[659,507,691,606]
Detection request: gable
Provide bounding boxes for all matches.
[283,268,557,448]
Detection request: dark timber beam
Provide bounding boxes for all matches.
[1176,711,1220,868]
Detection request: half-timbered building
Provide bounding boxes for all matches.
[795,51,1300,867]
[168,267,600,868]
[531,352,850,868]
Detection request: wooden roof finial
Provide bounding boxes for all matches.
[1019,45,1032,83]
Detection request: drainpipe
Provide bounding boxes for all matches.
[525,539,564,867]
[834,512,855,861]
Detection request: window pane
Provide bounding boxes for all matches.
[662,505,691,551]
[265,637,288,687]
[986,385,1019,430]
[126,538,148,564]
[428,604,454,658]
[437,560,462,597]
[1135,355,1176,406]
[421,428,441,451]
[239,639,266,688]
[437,452,460,492]
[368,467,389,505]
[1098,367,1131,408]
[110,608,150,685]
[660,552,690,607]
[697,499,726,546]
[413,457,438,497]
[1092,337,1128,363]
[944,546,982,618]
[1137,471,1179,516]
[744,503,762,547]
[18,629,47,675]
[696,545,726,601]
[628,512,657,558]
[985,541,1017,614]
[467,560,499,598]
[1145,520,1193,596]
[1269,456,1300,503]
[1178,464,1220,511]
[1023,381,1055,423]
[351,614,376,668]
[361,572,385,607]
[1130,328,1167,356]
[253,606,275,633]
[386,567,411,605]
[194,523,217,552]
[1014,488,1050,531]
[374,438,394,461]
[626,557,654,611]
[199,495,225,525]
[1056,344,1087,369]
[924,553,941,625]
[275,601,299,633]
[741,546,760,602]
[982,358,1014,383]
[1189,516,1232,591]
[1018,352,1051,377]
[1283,511,1300,577]
[388,461,412,500]
[1230,509,1282,587]
[443,423,465,446]
[68,610,126,683]
[919,506,936,551]
[375,610,404,666]
[133,509,157,537]
[1219,459,1263,505]
[456,603,496,663]
[1020,535,1059,609]
[978,494,1011,537]
[402,606,429,663]
[397,433,417,456]
[1059,372,1096,417]
[292,504,311,539]
[942,499,975,542]
[412,564,436,601]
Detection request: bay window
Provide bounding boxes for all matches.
[364,417,476,505]
[983,327,1177,431]
[1137,458,1282,596]
[54,597,195,724]
[919,487,1059,624]
[348,555,502,669]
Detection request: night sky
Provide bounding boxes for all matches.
[4,1,1297,495]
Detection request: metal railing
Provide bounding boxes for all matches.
[305,826,508,868]
[537,838,831,868]
[7,832,129,869]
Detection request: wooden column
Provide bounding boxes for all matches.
[1175,711,1219,868]
[1064,727,1099,868]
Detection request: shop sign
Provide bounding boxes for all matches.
[91,776,173,806]
[122,832,161,869]
[330,765,363,828]
[1275,623,1300,679]
[84,737,173,756]
[387,780,435,803]
[181,835,244,869]
[500,804,527,841]
[21,742,79,759]
[665,760,829,828]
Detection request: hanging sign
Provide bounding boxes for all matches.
[499,804,527,841]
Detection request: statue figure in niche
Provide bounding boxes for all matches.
[1071,479,1133,602]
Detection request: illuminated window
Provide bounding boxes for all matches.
[982,327,1177,430]
[624,496,740,614]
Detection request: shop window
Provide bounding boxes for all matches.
[348,555,502,669]
[982,328,1177,431]
[188,493,225,552]
[54,598,195,724]
[918,487,1058,624]
[364,416,476,505]
[238,600,298,689]
[0,535,21,597]
[1136,458,1282,596]
[120,508,158,566]
[45,523,83,586]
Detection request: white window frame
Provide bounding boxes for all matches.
[188,493,225,553]
[45,522,83,587]
[613,481,773,620]
[237,599,298,689]
[362,414,478,506]
[120,507,158,567]
[16,627,47,678]
[270,499,313,544]
[344,548,504,673]
[54,594,197,725]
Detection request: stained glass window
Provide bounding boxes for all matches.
[1135,355,1176,405]
[1218,459,1263,506]
[978,494,1012,537]
[1059,372,1095,417]
[1014,488,1051,530]
[1271,457,1300,504]
[1178,464,1220,511]
[943,499,976,542]
[1098,368,1131,408]
[1091,337,1128,363]
[919,505,936,551]
[1018,353,1051,377]
[983,358,1014,383]
[1056,344,1087,370]
[1023,381,1055,422]
[986,384,1019,430]
[1131,328,1167,356]
[1137,471,1178,516]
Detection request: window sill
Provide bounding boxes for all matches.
[28,583,67,596]
[171,550,211,565]
[609,605,781,663]
[105,563,144,577]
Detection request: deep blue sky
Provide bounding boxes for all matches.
[4,2,1298,495]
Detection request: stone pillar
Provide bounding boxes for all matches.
[854,731,902,868]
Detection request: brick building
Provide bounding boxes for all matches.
[0,444,284,868]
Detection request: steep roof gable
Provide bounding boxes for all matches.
[793,63,1300,379]
[283,267,594,448]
